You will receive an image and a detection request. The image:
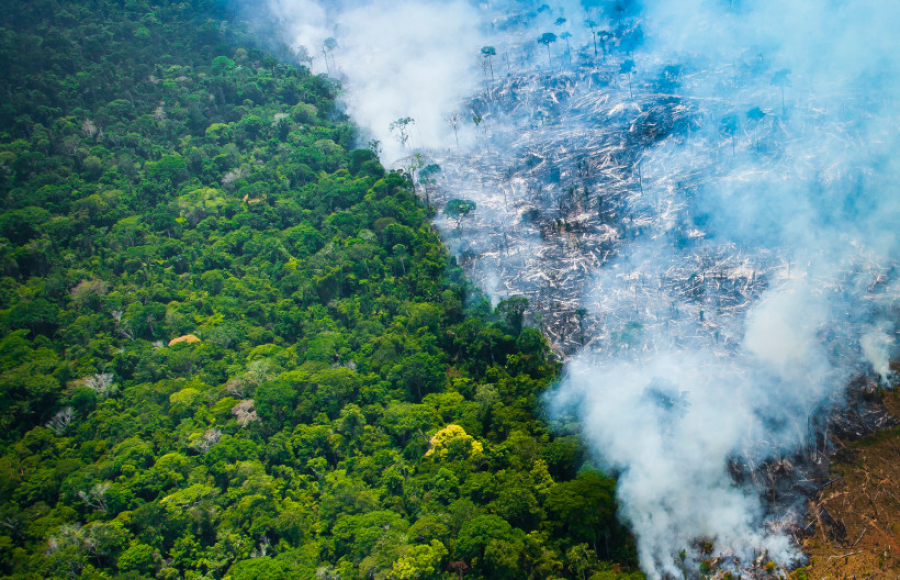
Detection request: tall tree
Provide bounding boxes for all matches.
[771,68,792,117]
[390,116,416,149]
[585,19,598,57]
[538,32,558,66]
[419,163,442,209]
[620,58,635,98]
[481,45,497,80]
[322,37,338,75]
[447,112,461,149]
[597,30,613,62]
[560,31,572,55]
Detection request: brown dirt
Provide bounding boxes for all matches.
[796,390,900,580]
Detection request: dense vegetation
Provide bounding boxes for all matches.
[0,1,640,579]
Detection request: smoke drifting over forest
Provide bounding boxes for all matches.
[262,0,486,160]
[256,0,900,577]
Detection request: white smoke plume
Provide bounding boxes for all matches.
[861,327,893,379]
[262,0,486,160]
[545,0,900,575]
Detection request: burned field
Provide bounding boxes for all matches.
[427,49,819,358]
[801,386,900,580]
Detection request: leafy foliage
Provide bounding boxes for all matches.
[0,1,640,579]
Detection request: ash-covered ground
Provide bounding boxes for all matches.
[425,28,895,360]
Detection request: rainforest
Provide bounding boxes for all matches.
[0,2,641,579]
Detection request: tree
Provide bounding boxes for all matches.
[46,407,75,435]
[390,540,448,580]
[393,351,445,401]
[560,31,572,56]
[619,59,635,98]
[226,557,288,580]
[720,112,741,157]
[390,117,416,149]
[332,510,410,562]
[498,296,529,336]
[81,373,117,398]
[545,471,617,557]
[472,110,484,134]
[322,37,338,75]
[419,163,442,209]
[425,424,483,461]
[78,482,112,513]
[597,30,613,61]
[118,543,159,574]
[211,55,236,76]
[402,153,424,186]
[447,113,461,149]
[481,46,497,80]
[8,298,59,336]
[538,33,558,66]
[443,199,476,230]
[771,68,791,117]
[585,20,598,57]
[458,515,526,580]
[145,154,188,185]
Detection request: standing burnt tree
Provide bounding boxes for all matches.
[390,116,415,149]
[538,32,558,66]
[481,45,497,80]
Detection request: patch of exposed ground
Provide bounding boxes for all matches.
[797,387,900,580]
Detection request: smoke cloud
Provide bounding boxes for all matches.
[262,0,486,159]
[257,0,900,577]
[545,0,900,575]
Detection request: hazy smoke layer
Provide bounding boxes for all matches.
[571,1,900,574]
[264,0,485,160]
[259,0,900,577]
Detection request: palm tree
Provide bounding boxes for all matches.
[771,68,791,117]
[481,46,497,80]
[620,59,635,98]
[585,19,598,57]
[597,30,613,62]
[322,37,338,75]
[560,31,572,56]
[538,32,558,66]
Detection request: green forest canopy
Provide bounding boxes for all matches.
[0,1,641,579]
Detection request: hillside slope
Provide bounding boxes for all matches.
[0,1,640,579]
